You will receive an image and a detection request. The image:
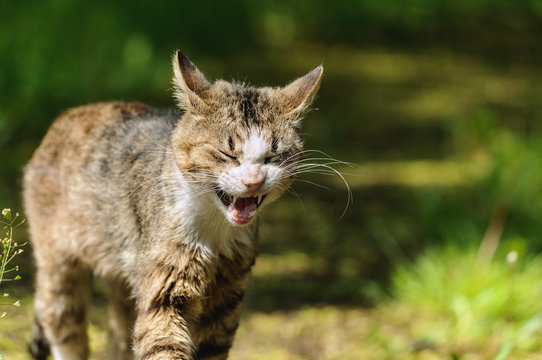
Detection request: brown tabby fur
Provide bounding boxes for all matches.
[23,51,322,360]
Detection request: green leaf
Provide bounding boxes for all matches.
[494,341,513,360]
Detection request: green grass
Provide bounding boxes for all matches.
[390,247,542,359]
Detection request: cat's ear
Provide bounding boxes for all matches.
[280,65,323,116]
[172,50,211,110]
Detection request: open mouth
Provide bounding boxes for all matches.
[215,189,267,224]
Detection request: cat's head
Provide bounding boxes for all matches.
[171,50,322,226]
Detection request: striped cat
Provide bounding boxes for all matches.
[23,50,323,360]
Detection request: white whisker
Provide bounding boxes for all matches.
[292,178,334,192]
[286,187,306,215]
[281,148,353,218]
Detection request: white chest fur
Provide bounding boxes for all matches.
[171,167,255,257]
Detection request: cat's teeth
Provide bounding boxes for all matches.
[249,209,257,217]
[232,196,238,204]
[257,196,262,205]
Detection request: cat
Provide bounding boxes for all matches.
[23,50,323,360]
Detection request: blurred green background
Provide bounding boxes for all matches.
[3,0,542,359]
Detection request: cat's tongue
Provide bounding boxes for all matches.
[228,197,258,224]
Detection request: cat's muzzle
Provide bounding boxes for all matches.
[215,188,267,225]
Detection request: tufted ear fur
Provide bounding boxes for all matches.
[172,50,211,111]
[281,65,323,116]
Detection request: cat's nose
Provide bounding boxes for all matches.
[243,173,265,192]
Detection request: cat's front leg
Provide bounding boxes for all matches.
[132,257,209,360]
[133,298,194,360]
[191,253,255,360]
[193,293,245,360]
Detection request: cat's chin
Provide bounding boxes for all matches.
[215,189,268,225]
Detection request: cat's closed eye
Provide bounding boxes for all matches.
[264,154,282,164]
[219,150,240,165]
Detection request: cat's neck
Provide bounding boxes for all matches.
[163,156,257,257]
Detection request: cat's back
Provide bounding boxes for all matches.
[25,102,152,172]
[23,102,153,241]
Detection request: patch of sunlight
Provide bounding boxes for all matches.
[282,43,424,82]
[397,85,475,119]
[335,152,492,188]
[89,322,107,359]
[0,296,33,360]
[0,293,107,359]
[231,306,379,360]
[328,49,422,83]
[396,74,530,120]
[253,252,326,277]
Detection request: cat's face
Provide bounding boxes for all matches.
[171,51,322,226]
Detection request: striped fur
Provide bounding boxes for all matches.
[24,51,322,359]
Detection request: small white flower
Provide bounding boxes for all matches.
[506,251,518,265]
